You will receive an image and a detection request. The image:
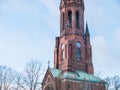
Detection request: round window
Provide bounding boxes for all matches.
[76,42,81,48]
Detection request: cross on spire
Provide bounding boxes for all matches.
[48,61,50,68]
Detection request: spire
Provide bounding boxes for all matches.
[85,22,90,45]
[85,22,90,35]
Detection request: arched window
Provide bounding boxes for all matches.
[76,42,81,60]
[76,11,79,28]
[63,13,65,30]
[61,44,65,60]
[69,44,72,58]
[68,11,72,28]
[45,85,54,90]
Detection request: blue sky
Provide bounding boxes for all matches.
[0,0,120,78]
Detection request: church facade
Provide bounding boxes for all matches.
[42,0,106,90]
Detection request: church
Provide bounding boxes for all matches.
[42,0,106,90]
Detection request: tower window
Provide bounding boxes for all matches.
[76,11,79,29]
[61,44,65,60]
[63,13,65,30]
[68,11,72,28]
[76,42,81,60]
[69,44,72,58]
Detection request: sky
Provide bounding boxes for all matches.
[0,0,120,78]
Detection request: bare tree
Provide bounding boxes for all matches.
[111,75,120,90]
[0,66,16,90]
[23,59,42,90]
[13,72,25,90]
[105,76,111,90]
[95,71,102,78]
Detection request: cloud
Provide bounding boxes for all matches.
[91,36,120,77]
[85,0,120,35]
[38,0,60,30]
[92,36,109,65]
[39,0,59,18]
[0,0,44,19]
[0,0,31,12]
[114,28,120,43]
[0,0,59,31]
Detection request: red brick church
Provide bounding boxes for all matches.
[42,0,106,90]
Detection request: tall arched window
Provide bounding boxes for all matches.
[76,11,79,28]
[76,42,81,60]
[69,44,72,58]
[68,11,72,28]
[61,44,65,60]
[63,13,65,30]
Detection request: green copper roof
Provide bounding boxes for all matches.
[49,68,62,78]
[49,68,105,84]
[76,71,103,83]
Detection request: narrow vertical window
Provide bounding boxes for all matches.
[61,44,65,60]
[63,13,65,30]
[76,42,81,60]
[68,11,72,28]
[76,11,79,28]
[65,45,67,58]
[69,44,72,58]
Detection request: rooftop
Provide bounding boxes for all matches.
[49,68,105,84]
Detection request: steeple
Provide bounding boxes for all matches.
[54,0,94,74]
[84,23,94,74]
[85,22,90,45]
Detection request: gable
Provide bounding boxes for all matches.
[42,68,56,87]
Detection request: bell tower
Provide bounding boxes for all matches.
[60,0,84,36]
[54,0,94,74]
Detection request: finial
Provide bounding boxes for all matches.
[48,61,50,68]
[85,21,89,35]
[86,21,88,29]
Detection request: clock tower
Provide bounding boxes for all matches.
[54,0,94,74]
